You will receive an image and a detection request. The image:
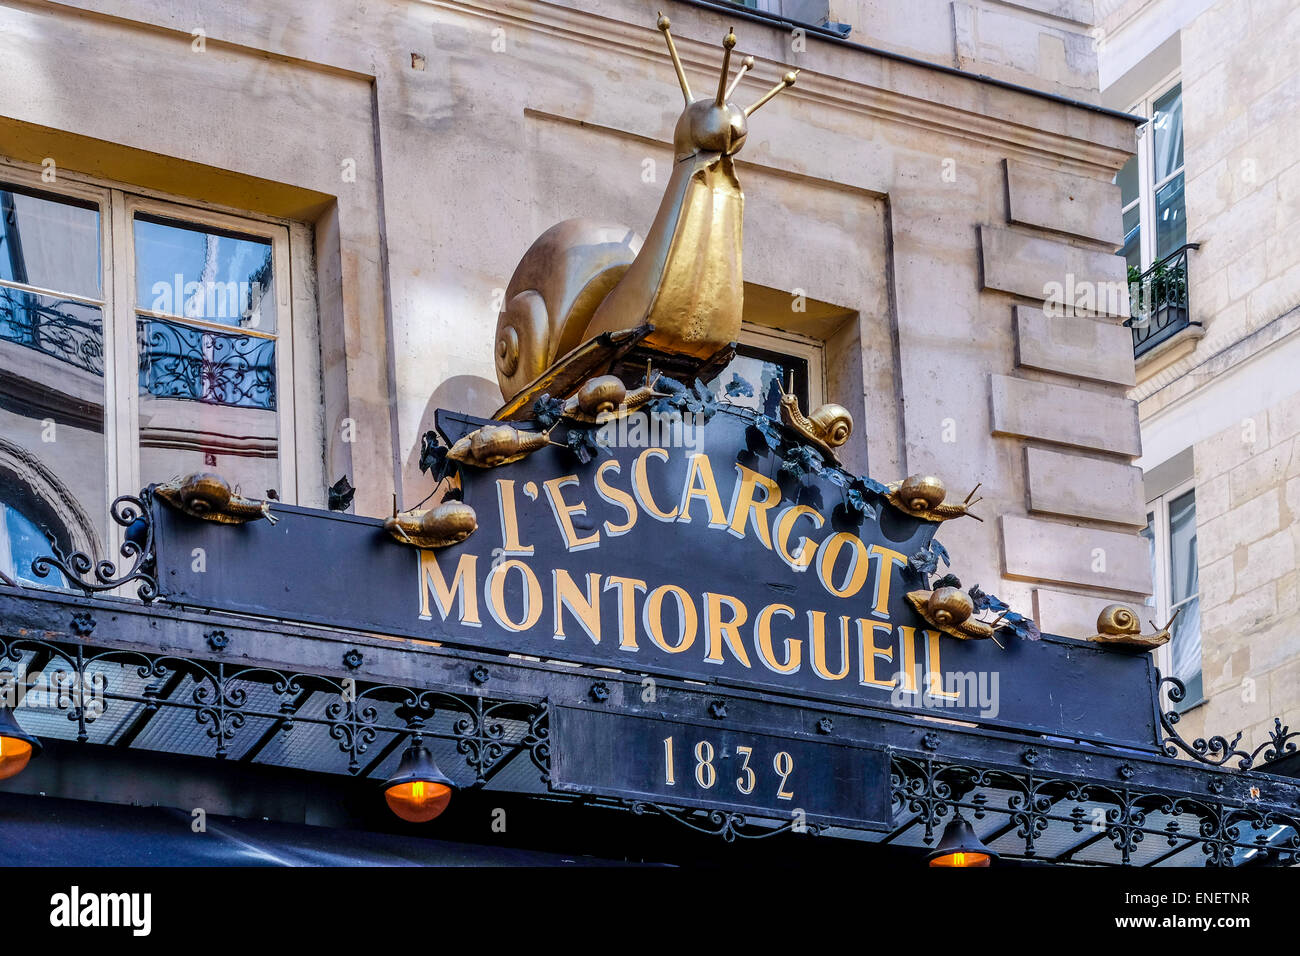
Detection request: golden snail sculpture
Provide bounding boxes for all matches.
[906,586,996,641]
[886,475,983,523]
[154,473,278,525]
[1088,604,1176,649]
[776,387,854,462]
[561,374,663,424]
[447,424,554,469]
[384,501,478,549]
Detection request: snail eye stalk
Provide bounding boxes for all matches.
[657,13,692,104]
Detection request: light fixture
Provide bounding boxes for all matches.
[382,739,454,823]
[927,813,996,867]
[0,705,41,781]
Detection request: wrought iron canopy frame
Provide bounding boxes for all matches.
[1,584,1298,865]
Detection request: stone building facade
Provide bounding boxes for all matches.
[1098,0,1300,745]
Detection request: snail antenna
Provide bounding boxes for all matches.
[657,14,692,105]
[745,70,798,116]
[725,55,755,101]
[715,30,736,107]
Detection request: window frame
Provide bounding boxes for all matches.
[1144,475,1202,711]
[0,158,302,569]
[1124,69,1185,271]
[737,321,825,409]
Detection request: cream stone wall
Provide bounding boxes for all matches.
[0,0,1148,634]
[1179,392,1300,747]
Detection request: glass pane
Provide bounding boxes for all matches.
[0,286,103,376]
[134,216,274,331]
[1152,84,1183,183]
[1155,172,1186,260]
[0,501,68,588]
[1171,595,1201,708]
[136,316,279,497]
[0,186,101,300]
[1120,203,1142,273]
[1168,489,1197,605]
[0,270,109,574]
[1140,512,1157,609]
[1115,156,1140,207]
[708,345,809,420]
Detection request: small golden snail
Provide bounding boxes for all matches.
[155,473,276,525]
[384,501,478,549]
[560,375,664,423]
[448,424,552,469]
[906,586,994,641]
[1088,604,1174,649]
[885,475,983,523]
[927,587,974,626]
[777,389,854,461]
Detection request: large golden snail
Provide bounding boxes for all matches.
[492,18,800,410]
[907,586,995,641]
[1088,604,1174,649]
[384,501,478,549]
[154,473,276,525]
[886,475,983,523]
[447,424,553,469]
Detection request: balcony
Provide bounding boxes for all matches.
[1126,244,1199,359]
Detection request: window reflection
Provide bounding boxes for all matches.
[708,344,809,420]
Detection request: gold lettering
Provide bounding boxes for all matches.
[857,619,894,688]
[419,551,480,625]
[594,459,637,536]
[643,584,698,653]
[808,611,852,681]
[754,603,801,674]
[774,505,824,571]
[495,479,534,555]
[604,575,647,651]
[632,448,678,521]
[726,464,781,549]
[677,454,729,527]
[553,570,601,644]
[816,532,871,599]
[897,625,921,693]
[486,559,542,632]
[543,475,600,551]
[703,592,752,667]
[869,544,908,615]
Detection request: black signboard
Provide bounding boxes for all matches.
[151,407,1160,750]
[550,704,895,830]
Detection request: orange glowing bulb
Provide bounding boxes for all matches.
[929,850,991,868]
[0,735,34,781]
[384,779,452,823]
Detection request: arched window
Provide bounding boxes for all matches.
[0,496,66,588]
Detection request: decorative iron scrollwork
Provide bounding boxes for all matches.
[628,802,825,842]
[1158,673,1300,770]
[31,492,158,602]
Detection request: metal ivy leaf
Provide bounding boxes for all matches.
[747,414,783,452]
[724,374,754,398]
[328,475,355,512]
[779,444,825,485]
[1004,612,1042,641]
[565,427,601,465]
[533,393,566,430]
[418,431,456,483]
[968,584,1009,614]
[907,540,950,576]
[843,486,878,522]
[932,573,962,590]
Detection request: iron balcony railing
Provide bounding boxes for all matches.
[1126,243,1199,359]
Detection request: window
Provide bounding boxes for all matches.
[1141,482,1201,709]
[707,323,823,421]
[1116,77,1186,273]
[0,162,298,586]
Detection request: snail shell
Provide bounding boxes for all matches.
[1096,604,1141,636]
[927,587,974,626]
[420,501,478,542]
[576,375,627,416]
[180,473,232,515]
[471,425,527,467]
[899,475,947,512]
[809,404,853,448]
